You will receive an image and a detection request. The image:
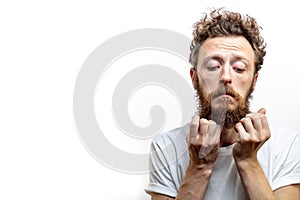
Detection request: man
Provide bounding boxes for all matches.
[145,8,300,200]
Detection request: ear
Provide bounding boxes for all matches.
[190,68,198,89]
[252,73,259,91]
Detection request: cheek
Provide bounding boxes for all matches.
[199,75,220,93]
[234,77,254,98]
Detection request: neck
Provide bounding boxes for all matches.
[219,128,238,147]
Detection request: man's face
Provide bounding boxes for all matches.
[191,36,258,128]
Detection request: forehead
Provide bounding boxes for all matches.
[198,36,255,64]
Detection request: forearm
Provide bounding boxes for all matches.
[235,157,276,200]
[176,163,213,200]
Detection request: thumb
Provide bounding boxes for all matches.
[257,108,266,115]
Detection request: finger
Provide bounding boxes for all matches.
[251,109,270,135]
[246,112,265,139]
[245,109,264,130]
[200,121,220,156]
[260,114,270,131]
[206,120,216,139]
[207,120,221,143]
[240,117,255,134]
[190,118,209,146]
[250,113,263,132]
[202,121,217,150]
[187,115,200,143]
[257,108,266,115]
[199,118,209,135]
[245,108,266,118]
[260,114,271,139]
[235,122,250,141]
[198,119,215,158]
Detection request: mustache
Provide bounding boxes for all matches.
[209,85,240,99]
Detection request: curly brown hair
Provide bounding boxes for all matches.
[189,8,266,73]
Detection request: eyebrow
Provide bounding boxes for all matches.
[202,55,223,65]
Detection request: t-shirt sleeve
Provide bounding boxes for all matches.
[272,130,300,190]
[144,138,178,198]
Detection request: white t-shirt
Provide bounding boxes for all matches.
[145,123,300,199]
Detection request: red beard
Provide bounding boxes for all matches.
[195,83,253,129]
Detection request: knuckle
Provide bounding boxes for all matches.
[246,116,252,121]
[235,122,242,127]
[200,118,209,125]
[240,117,249,124]
[240,119,244,124]
[246,113,254,118]
[235,122,243,130]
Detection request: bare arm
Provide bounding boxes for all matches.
[151,163,213,200]
[233,108,284,200]
[151,109,299,200]
[234,157,276,200]
[175,156,214,199]
[235,161,300,199]
[151,116,221,200]
[274,184,300,200]
[235,156,300,200]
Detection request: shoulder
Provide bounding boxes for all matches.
[262,128,300,190]
[149,123,190,163]
[268,127,299,148]
[151,123,190,147]
[259,127,299,156]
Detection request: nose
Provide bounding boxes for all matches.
[220,65,232,85]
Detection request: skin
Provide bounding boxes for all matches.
[151,36,300,200]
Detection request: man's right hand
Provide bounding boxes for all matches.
[186,115,221,166]
[173,115,222,200]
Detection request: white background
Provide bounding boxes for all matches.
[1,0,300,199]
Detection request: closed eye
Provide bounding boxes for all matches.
[207,65,220,71]
[232,60,247,73]
[233,67,246,73]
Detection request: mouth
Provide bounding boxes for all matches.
[218,94,233,98]
[210,86,240,102]
[214,92,235,99]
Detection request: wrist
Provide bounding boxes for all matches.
[234,156,262,177]
[234,155,259,167]
[233,148,259,164]
[186,161,214,179]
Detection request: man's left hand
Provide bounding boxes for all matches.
[233,108,271,162]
